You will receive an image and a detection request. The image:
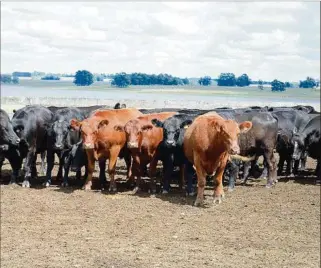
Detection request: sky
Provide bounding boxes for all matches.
[1,2,320,81]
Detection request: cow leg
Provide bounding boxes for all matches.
[260,160,268,179]
[316,159,320,185]
[108,147,121,192]
[227,160,238,192]
[83,149,95,190]
[213,154,228,204]
[149,155,159,194]
[124,153,132,179]
[184,161,195,196]
[7,153,22,184]
[31,156,37,178]
[300,155,307,172]
[22,150,36,188]
[132,155,141,194]
[162,154,174,194]
[62,155,71,187]
[194,166,206,207]
[241,161,252,184]
[293,160,300,175]
[40,151,47,175]
[285,155,294,177]
[179,164,185,192]
[56,154,63,180]
[264,149,277,188]
[98,159,107,190]
[277,153,285,176]
[44,151,55,187]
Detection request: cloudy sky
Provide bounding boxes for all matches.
[1,2,320,81]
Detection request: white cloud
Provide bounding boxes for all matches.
[1,2,320,81]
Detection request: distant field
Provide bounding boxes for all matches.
[11,79,321,100]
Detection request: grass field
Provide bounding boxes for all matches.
[9,79,321,100]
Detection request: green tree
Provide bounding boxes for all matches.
[284,82,291,88]
[182,78,189,85]
[257,79,264,90]
[198,76,212,86]
[1,74,12,84]
[217,73,236,86]
[236,74,251,87]
[12,76,19,84]
[111,72,131,87]
[299,77,316,88]
[74,70,94,86]
[271,79,286,92]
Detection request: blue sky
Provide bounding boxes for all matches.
[1,2,320,81]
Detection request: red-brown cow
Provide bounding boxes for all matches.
[70,108,143,191]
[183,113,252,206]
[120,112,177,194]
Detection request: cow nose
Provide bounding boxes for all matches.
[83,143,93,149]
[127,142,138,149]
[55,144,63,149]
[166,140,175,146]
[230,146,240,155]
[16,138,20,144]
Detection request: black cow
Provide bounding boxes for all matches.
[272,110,317,176]
[44,107,86,187]
[62,141,88,186]
[151,113,199,193]
[0,109,26,183]
[11,105,54,187]
[217,110,278,189]
[291,115,320,183]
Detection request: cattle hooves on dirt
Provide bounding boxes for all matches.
[227,187,234,192]
[194,198,204,207]
[132,187,140,194]
[21,180,30,188]
[61,182,69,187]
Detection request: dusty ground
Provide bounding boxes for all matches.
[1,157,320,268]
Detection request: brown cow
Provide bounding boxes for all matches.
[120,112,177,194]
[183,113,252,206]
[70,108,143,191]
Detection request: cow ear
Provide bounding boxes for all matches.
[70,119,81,131]
[239,121,252,133]
[141,124,153,131]
[13,109,16,114]
[98,119,109,129]
[114,125,124,132]
[180,119,193,129]
[151,119,163,128]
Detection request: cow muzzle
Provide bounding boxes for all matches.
[127,142,139,149]
[83,143,94,149]
[165,140,176,147]
[54,143,64,150]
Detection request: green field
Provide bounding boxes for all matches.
[11,79,321,100]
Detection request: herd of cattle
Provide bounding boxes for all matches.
[0,102,320,206]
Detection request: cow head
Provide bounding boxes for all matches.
[124,119,153,149]
[152,117,192,149]
[216,120,252,155]
[0,114,21,147]
[291,129,305,160]
[50,119,71,150]
[70,118,109,149]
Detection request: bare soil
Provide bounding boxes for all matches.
[1,157,320,268]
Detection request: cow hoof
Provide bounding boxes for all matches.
[315,180,321,185]
[108,186,117,192]
[22,180,30,188]
[148,189,156,194]
[61,182,69,187]
[162,190,169,194]
[194,198,204,207]
[227,187,234,192]
[213,196,223,204]
[265,183,273,189]
[132,187,140,194]
[186,191,196,197]
[82,185,92,191]
[9,180,16,185]
[42,182,50,188]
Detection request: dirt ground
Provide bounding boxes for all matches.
[1,156,320,268]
